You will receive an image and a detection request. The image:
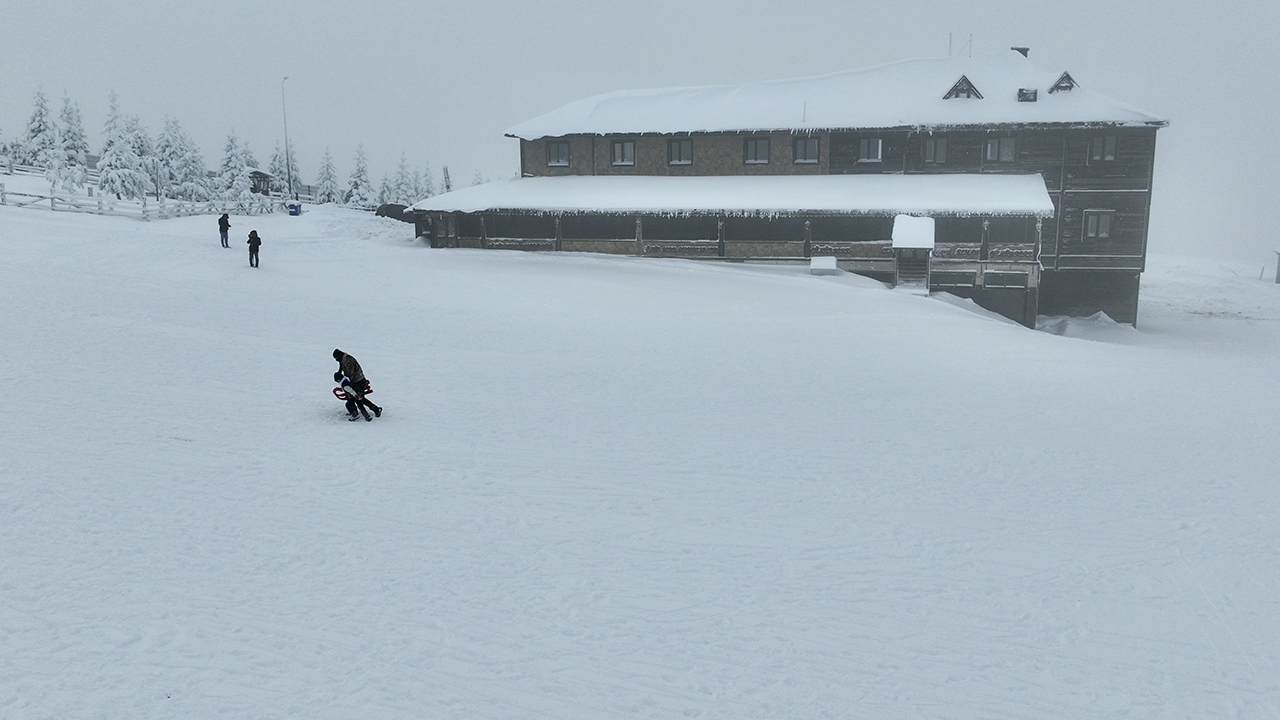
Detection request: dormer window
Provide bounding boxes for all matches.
[1017,88,1038,102]
[1048,72,1078,93]
[944,75,983,100]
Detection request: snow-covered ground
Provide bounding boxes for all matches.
[2,202,1278,719]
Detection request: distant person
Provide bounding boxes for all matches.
[218,213,230,248]
[333,348,383,421]
[247,230,261,268]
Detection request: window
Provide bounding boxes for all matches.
[547,141,570,167]
[1089,136,1117,163]
[1084,211,1113,239]
[744,137,770,164]
[611,140,635,166]
[794,136,819,164]
[668,138,693,165]
[924,137,947,164]
[943,75,983,100]
[984,136,1017,163]
[858,138,882,163]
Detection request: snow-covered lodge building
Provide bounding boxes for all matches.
[413,49,1166,326]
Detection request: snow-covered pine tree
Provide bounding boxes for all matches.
[377,173,393,205]
[124,115,165,198]
[22,91,60,169]
[345,145,375,207]
[239,139,259,171]
[313,148,341,204]
[156,117,210,201]
[218,131,243,191]
[267,141,301,197]
[392,152,415,204]
[97,93,147,200]
[218,132,255,205]
[420,162,436,199]
[285,142,300,198]
[59,95,90,168]
[268,142,289,194]
[53,95,90,192]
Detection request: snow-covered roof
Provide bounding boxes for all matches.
[506,51,1166,140]
[412,174,1055,218]
[892,215,937,248]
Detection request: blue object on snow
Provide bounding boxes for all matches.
[286,201,302,216]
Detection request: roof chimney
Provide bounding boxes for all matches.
[1011,47,1030,57]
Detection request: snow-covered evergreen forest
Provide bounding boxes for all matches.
[0,91,468,207]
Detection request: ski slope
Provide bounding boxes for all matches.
[2,203,1278,719]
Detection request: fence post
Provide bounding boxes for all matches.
[141,197,149,221]
[0,183,5,205]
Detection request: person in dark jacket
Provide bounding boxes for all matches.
[218,214,230,248]
[247,230,261,267]
[333,349,383,421]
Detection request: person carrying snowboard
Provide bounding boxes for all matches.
[333,348,383,421]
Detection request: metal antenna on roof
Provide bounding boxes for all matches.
[948,33,973,57]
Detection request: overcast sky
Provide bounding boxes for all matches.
[2,0,1276,262]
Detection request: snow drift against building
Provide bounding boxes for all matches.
[411,173,1056,218]
[505,51,1167,140]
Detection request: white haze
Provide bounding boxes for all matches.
[1,0,1276,264]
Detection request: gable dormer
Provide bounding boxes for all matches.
[943,75,983,100]
[1048,72,1078,93]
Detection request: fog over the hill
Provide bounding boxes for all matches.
[1,0,1275,263]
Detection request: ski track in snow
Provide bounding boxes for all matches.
[2,202,1279,719]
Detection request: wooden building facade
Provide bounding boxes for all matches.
[415,50,1165,326]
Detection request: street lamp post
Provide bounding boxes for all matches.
[281,76,293,200]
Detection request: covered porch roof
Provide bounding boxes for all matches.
[412,174,1055,218]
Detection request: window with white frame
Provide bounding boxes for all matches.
[1089,136,1117,163]
[858,137,883,162]
[668,138,693,165]
[794,136,819,164]
[924,137,947,164]
[744,137,770,164]
[984,136,1017,163]
[611,140,635,166]
[547,141,570,167]
[1084,210,1113,239]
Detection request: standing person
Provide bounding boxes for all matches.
[218,213,230,248]
[247,230,261,268]
[333,348,383,421]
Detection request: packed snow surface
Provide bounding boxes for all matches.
[505,51,1167,139]
[2,204,1278,719]
[412,173,1055,218]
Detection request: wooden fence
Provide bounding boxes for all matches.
[1,165,276,220]
[0,185,274,220]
